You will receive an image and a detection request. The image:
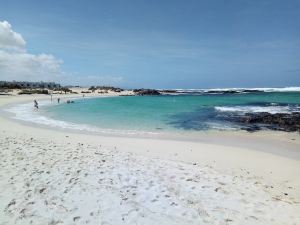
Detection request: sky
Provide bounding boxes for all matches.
[0,0,299,88]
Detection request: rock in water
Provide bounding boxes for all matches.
[239,112,300,132]
[133,89,161,96]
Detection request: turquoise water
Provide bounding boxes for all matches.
[42,92,300,133]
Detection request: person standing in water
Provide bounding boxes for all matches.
[34,100,39,109]
[57,98,60,103]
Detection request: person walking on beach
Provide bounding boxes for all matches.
[34,100,39,109]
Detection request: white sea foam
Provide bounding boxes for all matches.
[173,87,300,93]
[215,105,300,114]
[4,101,159,135]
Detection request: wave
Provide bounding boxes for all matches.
[206,87,300,92]
[215,105,300,114]
[169,87,300,94]
[4,101,159,135]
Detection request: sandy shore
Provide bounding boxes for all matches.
[0,93,299,225]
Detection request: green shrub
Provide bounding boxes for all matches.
[18,89,49,95]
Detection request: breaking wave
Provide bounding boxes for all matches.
[215,105,300,114]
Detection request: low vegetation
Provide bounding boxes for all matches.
[88,86,123,92]
[18,89,49,95]
[53,87,73,94]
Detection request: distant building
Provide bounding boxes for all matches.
[0,81,61,89]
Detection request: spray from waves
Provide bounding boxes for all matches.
[169,87,300,94]
[203,87,300,92]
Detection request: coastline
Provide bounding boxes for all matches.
[1,93,300,159]
[0,93,300,224]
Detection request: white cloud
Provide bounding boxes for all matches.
[0,20,65,83]
[0,21,26,50]
[0,20,124,86]
[0,49,64,82]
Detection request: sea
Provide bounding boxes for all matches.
[5,88,300,135]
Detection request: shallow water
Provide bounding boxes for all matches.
[39,92,300,133]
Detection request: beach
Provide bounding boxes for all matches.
[0,93,300,225]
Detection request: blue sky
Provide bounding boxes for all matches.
[0,0,299,88]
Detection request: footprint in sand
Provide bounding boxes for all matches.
[49,220,64,225]
[101,222,112,225]
[197,208,211,223]
[73,216,80,222]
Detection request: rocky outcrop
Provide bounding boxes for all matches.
[161,90,178,94]
[237,112,300,132]
[205,89,263,94]
[133,89,161,96]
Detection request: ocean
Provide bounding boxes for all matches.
[6,88,300,135]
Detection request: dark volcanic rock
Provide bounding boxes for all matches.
[242,89,264,93]
[205,90,240,94]
[205,89,264,94]
[133,89,161,96]
[161,90,178,94]
[238,112,300,132]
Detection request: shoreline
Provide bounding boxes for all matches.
[0,93,300,224]
[1,94,299,182]
[1,94,300,159]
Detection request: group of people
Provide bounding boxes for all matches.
[33,97,73,109]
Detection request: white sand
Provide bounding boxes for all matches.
[0,93,300,225]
